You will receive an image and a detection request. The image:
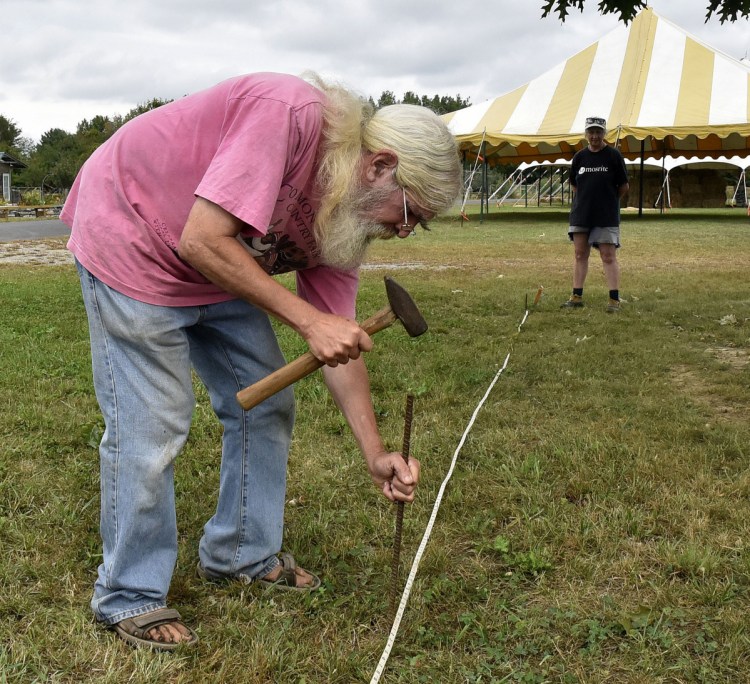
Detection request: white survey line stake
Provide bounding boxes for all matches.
[369,296,538,683]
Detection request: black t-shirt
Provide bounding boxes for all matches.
[569,145,629,228]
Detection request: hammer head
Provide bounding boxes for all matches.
[384,276,428,337]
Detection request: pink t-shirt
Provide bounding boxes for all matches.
[62,73,358,318]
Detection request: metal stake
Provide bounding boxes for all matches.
[389,394,414,618]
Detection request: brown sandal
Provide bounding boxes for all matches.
[112,608,199,651]
[256,553,321,591]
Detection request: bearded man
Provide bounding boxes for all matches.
[61,72,461,650]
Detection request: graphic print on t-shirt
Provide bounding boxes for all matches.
[238,182,322,275]
[241,223,309,275]
[578,165,610,176]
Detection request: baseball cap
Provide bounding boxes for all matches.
[585,116,606,130]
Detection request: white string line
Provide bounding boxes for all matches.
[370,305,533,684]
[518,309,529,332]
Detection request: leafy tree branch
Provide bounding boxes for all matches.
[541,0,750,24]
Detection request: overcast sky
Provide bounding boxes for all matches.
[3,0,749,143]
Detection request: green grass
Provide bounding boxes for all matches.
[1,208,749,682]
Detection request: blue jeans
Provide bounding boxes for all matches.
[76,261,294,624]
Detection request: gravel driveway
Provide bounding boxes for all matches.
[0,237,73,265]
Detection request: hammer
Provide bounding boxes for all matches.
[235,276,428,410]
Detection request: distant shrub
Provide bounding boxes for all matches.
[20,189,42,206]
[18,189,63,206]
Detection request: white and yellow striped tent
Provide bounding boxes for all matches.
[443,7,750,165]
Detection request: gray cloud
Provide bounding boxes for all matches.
[2,0,748,141]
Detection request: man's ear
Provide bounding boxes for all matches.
[361,149,399,183]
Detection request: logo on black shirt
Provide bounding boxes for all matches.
[579,166,609,175]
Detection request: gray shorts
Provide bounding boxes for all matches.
[568,225,620,249]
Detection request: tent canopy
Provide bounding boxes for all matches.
[444,7,750,165]
[517,155,750,171]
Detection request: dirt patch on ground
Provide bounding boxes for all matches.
[708,346,750,370]
[361,261,461,271]
[0,238,72,266]
[0,243,465,271]
[671,348,749,425]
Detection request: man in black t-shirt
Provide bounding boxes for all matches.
[561,116,629,313]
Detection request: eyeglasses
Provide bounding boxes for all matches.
[400,187,431,234]
[400,188,414,235]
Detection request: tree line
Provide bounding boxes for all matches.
[0,92,470,196]
[5,0,747,195]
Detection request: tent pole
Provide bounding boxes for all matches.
[479,142,487,224]
[549,168,553,206]
[560,167,565,206]
[483,151,489,217]
[537,172,541,207]
[462,151,467,193]
[660,156,666,214]
[638,139,645,217]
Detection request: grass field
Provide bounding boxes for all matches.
[1,208,749,683]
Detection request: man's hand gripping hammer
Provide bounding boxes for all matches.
[235,277,428,411]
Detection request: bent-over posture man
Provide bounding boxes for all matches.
[61,72,462,650]
[561,116,629,313]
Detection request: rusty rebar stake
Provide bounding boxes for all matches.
[389,393,414,618]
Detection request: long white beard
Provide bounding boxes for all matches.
[317,184,398,270]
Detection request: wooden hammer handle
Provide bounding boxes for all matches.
[235,306,397,410]
[359,306,397,337]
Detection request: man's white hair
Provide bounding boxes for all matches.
[307,74,462,260]
[363,104,462,215]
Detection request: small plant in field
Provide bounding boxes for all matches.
[480,535,553,578]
